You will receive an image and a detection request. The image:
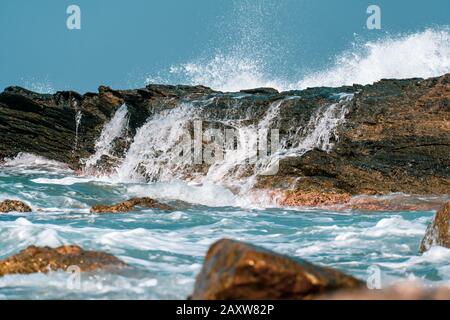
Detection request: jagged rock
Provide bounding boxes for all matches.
[1,74,449,196]
[0,245,126,276]
[190,239,363,300]
[0,199,32,213]
[420,201,450,253]
[90,197,174,213]
[279,190,351,207]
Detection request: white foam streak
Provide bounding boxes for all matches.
[83,104,129,172]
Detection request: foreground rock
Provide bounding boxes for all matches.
[0,245,126,276]
[420,201,450,253]
[319,282,450,300]
[190,239,363,300]
[90,197,174,213]
[0,199,32,213]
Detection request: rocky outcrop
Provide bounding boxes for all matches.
[420,201,450,253]
[190,239,363,300]
[0,245,126,276]
[0,199,32,213]
[1,74,449,197]
[90,197,174,213]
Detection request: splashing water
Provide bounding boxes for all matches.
[83,104,129,173]
[297,29,450,89]
[286,94,353,157]
[114,103,195,182]
[163,29,450,92]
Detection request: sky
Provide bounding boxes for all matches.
[0,0,449,92]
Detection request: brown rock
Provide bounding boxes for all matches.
[190,239,363,300]
[0,245,126,276]
[0,199,32,213]
[420,201,450,253]
[319,282,450,300]
[90,197,174,213]
[279,190,351,207]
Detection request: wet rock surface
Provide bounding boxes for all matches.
[420,201,450,253]
[0,199,32,213]
[190,239,363,300]
[90,197,174,213]
[319,283,450,300]
[1,74,449,197]
[0,245,126,276]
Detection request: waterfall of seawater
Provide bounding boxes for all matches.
[83,104,129,173]
[83,95,353,203]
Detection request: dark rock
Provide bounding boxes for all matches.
[190,239,363,300]
[0,199,32,213]
[0,74,449,196]
[0,245,126,276]
[420,201,450,253]
[90,197,174,213]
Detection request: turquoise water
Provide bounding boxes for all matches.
[0,159,449,300]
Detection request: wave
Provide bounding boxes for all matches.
[160,28,450,92]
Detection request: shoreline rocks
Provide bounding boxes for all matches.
[0,74,449,198]
[319,282,450,300]
[90,197,174,213]
[190,239,363,300]
[420,201,450,253]
[0,199,32,213]
[0,245,126,276]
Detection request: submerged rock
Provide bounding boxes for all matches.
[420,201,450,253]
[0,245,126,276]
[0,199,32,213]
[90,197,174,213]
[190,239,363,300]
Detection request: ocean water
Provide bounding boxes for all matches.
[0,156,449,300]
[1,21,449,299]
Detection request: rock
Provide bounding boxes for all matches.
[0,245,126,276]
[90,197,174,213]
[319,282,450,300]
[279,190,351,207]
[420,201,450,253]
[1,74,449,196]
[190,239,363,300]
[0,199,32,213]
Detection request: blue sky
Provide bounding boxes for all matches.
[0,0,449,92]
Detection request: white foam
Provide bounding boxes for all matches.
[297,29,450,89]
[127,180,239,207]
[2,153,71,172]
[114,103,195,182]
[164,29,450,92]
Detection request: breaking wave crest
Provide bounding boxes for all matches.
[161,28,450,92]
